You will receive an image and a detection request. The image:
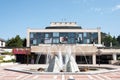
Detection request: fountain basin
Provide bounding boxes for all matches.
[5,65,119,75]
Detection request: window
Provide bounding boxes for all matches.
[33,39,37,45]
[68,38,75,44]
[60,37,68,43]
[60,33,68,37]
[45,33,49,38]
[78,33,82,38]
[87,39,90,44]
[77,33,83,44]
[83,39,87,44]
[92,33,98,44]
[53,38,59,43]
[44,38,52,44]
[68,33,75,38]
[30,33,34,38]
[53,32,59,37]
[83,32,87,37]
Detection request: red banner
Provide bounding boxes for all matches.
[12,48,30,54]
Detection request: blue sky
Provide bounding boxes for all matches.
[0,0,120,40]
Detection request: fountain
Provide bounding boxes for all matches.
[47,55,61,72]
[5,44,118,75]
[47,45,79,72]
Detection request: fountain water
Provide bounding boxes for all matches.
[46,45,79,72]
[58,50,63,70]
[46,45,62,72]
[65,46,79,72]
[46,55,61,72]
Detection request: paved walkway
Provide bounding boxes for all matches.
[0,64,120,80]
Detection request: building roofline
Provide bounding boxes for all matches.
[45,26,82,29]
[0,38,6,42]
[27,28,100,33]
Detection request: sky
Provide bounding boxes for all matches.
[0,0,120,40]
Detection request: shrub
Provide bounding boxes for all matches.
[1,52,13,55]
[0,56,5,60]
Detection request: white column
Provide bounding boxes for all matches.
[97,27,101,44]
[92,53,96,65]
[113,53,117,61]
[46,54,48,64]
[27,28,30,47]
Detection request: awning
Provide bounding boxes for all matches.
[12,48,30,54]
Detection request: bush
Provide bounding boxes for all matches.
[0,56,5,60]
[0,59,16,63]
[1,52,13,55]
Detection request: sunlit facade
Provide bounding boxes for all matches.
[27,22,101,46]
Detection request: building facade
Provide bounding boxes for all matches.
[0,38,5,47]
[27,22,101,46]
[27,22,120,65]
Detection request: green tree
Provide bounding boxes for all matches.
[117,35,120,45]
[14,35,23,47]
[22,38,26,47]
[101,32,107,42]
[101,32,120,47]
[6,35,23,47]
[6,38,16,47]
[112,36,119,47]
[102,34,113,47]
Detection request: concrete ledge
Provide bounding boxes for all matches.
[0,62,18,66]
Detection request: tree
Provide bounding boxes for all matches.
[112,36,119,47]
[14,35,23,47]
[6,38,16,47]
[101,32,107,43]
[101,32,120,47]
[6,35,23,47]
[117,35,120,45]
[101,33,113,47]
[22,38,27,47]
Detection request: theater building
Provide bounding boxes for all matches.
[27,22,120,65]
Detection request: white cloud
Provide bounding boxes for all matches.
[112,5,120,11]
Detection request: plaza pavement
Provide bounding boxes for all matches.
[0,64,120,80]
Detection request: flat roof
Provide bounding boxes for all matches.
[45,26,82,29]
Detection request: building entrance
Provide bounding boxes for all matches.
[96,55,113,64]
[76,55,92,64]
